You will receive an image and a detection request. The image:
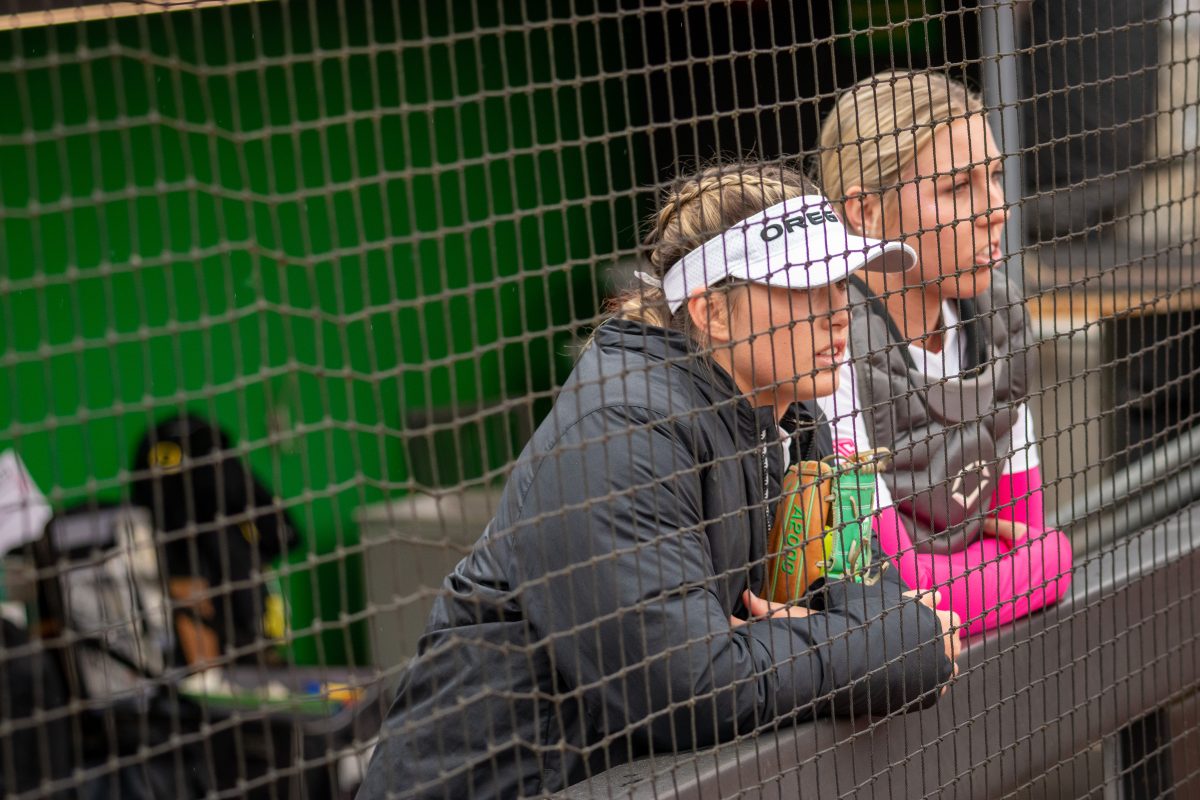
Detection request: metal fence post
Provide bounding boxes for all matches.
[980,0,1027,289]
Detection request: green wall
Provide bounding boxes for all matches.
[0,0,641,664]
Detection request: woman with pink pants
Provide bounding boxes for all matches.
[815,70,1073,637]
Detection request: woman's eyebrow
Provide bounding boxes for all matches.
[934,166,975,180]
[937,159,1003,179]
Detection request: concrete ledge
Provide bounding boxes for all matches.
[562,503,1200,799]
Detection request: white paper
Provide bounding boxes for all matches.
[0,450,52,556]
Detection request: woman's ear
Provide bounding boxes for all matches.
[687,288,731,345]
[842,185,883,238]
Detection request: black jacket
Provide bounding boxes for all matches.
[358,320,952,799]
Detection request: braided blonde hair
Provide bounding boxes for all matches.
[818,70,983,225]
[607,162,815,336]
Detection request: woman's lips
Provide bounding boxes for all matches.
[814,340,847,367]
[975,243,1003,266]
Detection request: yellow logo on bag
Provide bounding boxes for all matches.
[239,521,260,544]
[262,594,286,640]
[148,442,183,474]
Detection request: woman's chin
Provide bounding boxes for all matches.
[816,374,840,399]
[945,265,993,298]
[794,371,840,401]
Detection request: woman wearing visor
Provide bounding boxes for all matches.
[359,164,957,800]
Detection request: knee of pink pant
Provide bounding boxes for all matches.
[950,531,1075,635]
[1028,528,1074,603]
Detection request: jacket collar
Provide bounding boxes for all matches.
[592,319,779,441]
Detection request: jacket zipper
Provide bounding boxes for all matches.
[760,427,772,533]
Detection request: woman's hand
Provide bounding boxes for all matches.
[903,589,961,692]
[734,587,960,697]
[980,516,1029,545]
[729,589,813,627]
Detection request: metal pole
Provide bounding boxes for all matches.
[979,0,1027,290]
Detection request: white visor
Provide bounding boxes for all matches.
[650,194,917,314]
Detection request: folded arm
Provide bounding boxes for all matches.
[508,407,953,752]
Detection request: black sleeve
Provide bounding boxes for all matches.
[807,543,953,717]
[507,406,952,753]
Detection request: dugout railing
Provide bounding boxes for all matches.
[564,442,1200,799]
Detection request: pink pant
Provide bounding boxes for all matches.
[874,468,1074,637]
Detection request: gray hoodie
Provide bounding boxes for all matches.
[847,276,1031,555]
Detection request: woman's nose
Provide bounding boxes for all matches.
[827,284,850,323]
[979,182,1009,228]
[830,301,851,331]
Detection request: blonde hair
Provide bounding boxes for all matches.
[817,69,984,220]
[607,162,815,336]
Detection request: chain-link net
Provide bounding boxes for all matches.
[1,1,1199,798]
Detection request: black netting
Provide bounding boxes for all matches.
[1,1,1199,798]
